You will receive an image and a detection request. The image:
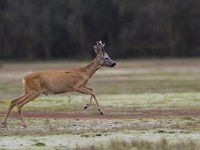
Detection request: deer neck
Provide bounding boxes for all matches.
[84,56,101,78]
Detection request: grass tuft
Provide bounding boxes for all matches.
[33,142,46,146]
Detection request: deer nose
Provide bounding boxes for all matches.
[111,62,116,67]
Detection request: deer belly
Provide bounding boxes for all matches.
[43,86,73,94]
[42,80,73,94]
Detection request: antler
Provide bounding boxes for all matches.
[93,41,105,54]
[96,41,105,47]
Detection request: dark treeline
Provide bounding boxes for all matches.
[0,0,200,60]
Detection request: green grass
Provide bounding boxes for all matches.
[1,59,200,149]
[1,93,200,112]
[1,58,200,96]
[77,139,200,150]
[1,117,200,150]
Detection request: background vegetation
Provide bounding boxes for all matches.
[0,0,200,60]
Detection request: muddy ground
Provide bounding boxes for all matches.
[1,108,200,119]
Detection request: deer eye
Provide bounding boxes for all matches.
[105,58,109,60]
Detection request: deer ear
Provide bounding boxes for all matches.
[93,45,99,54]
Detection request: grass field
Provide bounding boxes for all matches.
[1,59,200,150]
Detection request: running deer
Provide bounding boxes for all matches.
[1,41,116,127]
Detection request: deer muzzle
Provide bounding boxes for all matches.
[111,62,116,67]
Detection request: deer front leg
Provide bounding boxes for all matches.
[74,87,103,115]
[84,95,93,110]
[84,87,95,110]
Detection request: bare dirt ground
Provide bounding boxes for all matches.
[1,108,200,120]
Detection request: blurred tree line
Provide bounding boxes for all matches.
[0,0,200,60]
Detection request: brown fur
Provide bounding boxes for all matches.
[2,56,103,127]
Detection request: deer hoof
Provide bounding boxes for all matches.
[21,123,28,128]
[23,124,27,128]
[84,104,90,110]
[100,112,104,115]
[98,109,104,115]
[1,122,7,128]
[84,105,89,110]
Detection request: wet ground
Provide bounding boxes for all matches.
[1,108,200,120]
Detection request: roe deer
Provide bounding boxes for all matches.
[1,41,116,127]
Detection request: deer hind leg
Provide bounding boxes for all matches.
[17,91,40,127]
[75,87,103,115]
[1,93,31,127]
[92,93,104,115]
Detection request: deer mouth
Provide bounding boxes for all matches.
[111,63,116,67]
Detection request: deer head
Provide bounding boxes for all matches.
[93,41,116,67]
